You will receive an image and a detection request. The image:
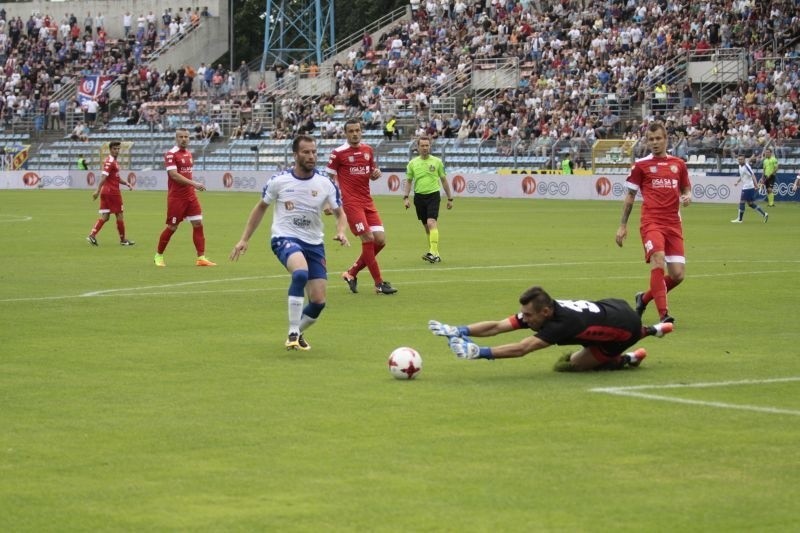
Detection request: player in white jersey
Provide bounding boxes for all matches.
[731,154,768,223]
[230,135,350,350]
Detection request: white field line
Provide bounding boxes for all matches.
[2,260,799,303]
[0,214,33,222]
[80,275,276,296]
[3,269,799,304]
[591,377,800,416]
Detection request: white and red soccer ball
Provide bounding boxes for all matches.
[388,347,423,380]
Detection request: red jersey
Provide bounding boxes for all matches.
[100,154,121,195]
[326,142,378,206]
[164,145,196,200]
[626,154,690,227]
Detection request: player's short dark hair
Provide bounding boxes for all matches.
[344,118,362,131]
[417,135,432,144]
[519,286,554,311]
[109,141,121,149]
[292,134,316,153]
[647,121,667,136]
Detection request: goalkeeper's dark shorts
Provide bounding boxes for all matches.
[413,191,441,223]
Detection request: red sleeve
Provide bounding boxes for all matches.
[508,314,525,330]
[326,150,339,175]
[679,161,691,190]
[626,162,644,189]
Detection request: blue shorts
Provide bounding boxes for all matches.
[271,237,328,280]
[740,189,756,203]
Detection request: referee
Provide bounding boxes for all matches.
[403,136,454,263]
[760,147,779,207]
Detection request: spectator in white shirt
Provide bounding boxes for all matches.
[123,12,132,37]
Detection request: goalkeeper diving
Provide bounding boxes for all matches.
[429,285,673,371]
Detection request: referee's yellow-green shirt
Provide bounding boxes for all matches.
[763,155,778,176]
[407,155,446,194]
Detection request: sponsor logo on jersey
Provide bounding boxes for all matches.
[349,165,371,175]
[292,215,311,228]
[651,178,676,189]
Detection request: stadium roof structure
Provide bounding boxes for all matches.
[260,0,335,71]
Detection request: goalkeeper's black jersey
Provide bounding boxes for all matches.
[514,298,641,348]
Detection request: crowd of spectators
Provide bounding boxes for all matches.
[266,0,800,164]
[0,3,210,134]
[1,0,800,168]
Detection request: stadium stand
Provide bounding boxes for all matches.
[3,0,800,174]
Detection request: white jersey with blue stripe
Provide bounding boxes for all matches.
[738,163,757,190]
[262,168,342,245]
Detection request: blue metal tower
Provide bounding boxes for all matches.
[259,0,335,72]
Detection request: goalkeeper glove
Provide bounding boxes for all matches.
[449,337,493,360]
[428,320,469,338]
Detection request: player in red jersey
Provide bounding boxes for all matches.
[326,118,397,295]
[86,141,135,246]
[615,122,691,323]
[153,128,215,267]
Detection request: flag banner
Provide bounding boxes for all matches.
[2,143,29,170]
[77,75,115,106]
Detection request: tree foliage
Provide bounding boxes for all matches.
[333,0,408,40]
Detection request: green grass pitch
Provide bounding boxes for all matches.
[1,189,799,531]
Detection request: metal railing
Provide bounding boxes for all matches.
[696,48,748,108]
[321,6,410,65]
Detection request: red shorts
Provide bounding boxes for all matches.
[589,346,618,363]
[640,223,685,263]
[99,194,123,215]
[166,195,202,225]
[344,203,383,236]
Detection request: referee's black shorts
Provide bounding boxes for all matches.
[413,191,441,222]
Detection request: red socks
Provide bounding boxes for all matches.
[349,241,385,282]
[650,268,668,318]
[360,241,382,284]
[90,219,105,235]
[157,227,175,254]
[192,224,205,256]
[158,225,205,255]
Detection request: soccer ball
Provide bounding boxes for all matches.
[388,347,423,380]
